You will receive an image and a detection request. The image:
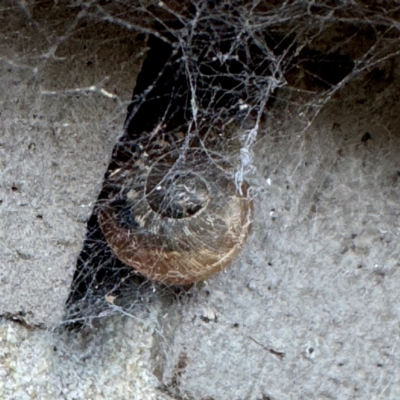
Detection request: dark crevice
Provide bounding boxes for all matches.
[64,36,176,329]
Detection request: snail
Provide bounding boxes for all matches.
[98,132,252,286]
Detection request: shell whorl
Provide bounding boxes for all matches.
[98,136,252,286]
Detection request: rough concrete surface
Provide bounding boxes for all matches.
[154,62,400,399]
[1,1,400,400]
[0,1,143,325]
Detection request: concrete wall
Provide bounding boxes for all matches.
[1,1,400,399]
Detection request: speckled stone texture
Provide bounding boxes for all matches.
[0,316,173,400]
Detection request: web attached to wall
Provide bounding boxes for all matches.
[61,0,400,325]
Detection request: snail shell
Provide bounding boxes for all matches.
[98,145,252,286]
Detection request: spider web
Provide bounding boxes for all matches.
[2,1,400,399]
[63,0,400,326]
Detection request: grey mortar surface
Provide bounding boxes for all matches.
[0,315,174,399]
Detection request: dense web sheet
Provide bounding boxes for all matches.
[61,0,400,325]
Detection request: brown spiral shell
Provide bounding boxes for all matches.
[98,139,252,286]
